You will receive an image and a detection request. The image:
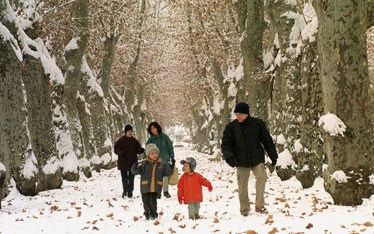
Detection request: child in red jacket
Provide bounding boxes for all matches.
[177,157,212,220]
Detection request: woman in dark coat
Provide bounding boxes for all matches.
[114,124,144,198]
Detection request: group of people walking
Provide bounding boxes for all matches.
[114,102,278,220]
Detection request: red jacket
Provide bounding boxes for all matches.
[177,172,212,204]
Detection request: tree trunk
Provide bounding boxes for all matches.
[81,56,113,170]
[294,3,324,189]
[63,0,90,178]
[314,0,374,205]
[22,55,62,191]
[101,35,119,97]
[0,39,38,196]
[235,0,268,120]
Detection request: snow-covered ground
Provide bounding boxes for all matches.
[1,147,373,234]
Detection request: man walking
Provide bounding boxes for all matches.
[221,102,278,216]
[114,124,144,198]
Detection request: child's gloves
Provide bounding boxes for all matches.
[208,184,213,192]
[178,196,183,204]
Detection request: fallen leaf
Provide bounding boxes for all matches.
[178,224,186,228]
[275,197,286,203]
[77,211,82,217]
[154,220,160,225]
[363,221,373,227]
[247,230,257,234]
[306,223,313,229]
[106,213,113,218]
[268,227,278,234]
[265,215,274,225]
[92,226,99,231]
[213,217,220,223]
[168,227,176,233]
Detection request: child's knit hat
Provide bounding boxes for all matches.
[180,157,197,171]
[145,143,159,156]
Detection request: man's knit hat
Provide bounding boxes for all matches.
[125,124,133,133]
[145,143,159,156]
[234,102,250,114]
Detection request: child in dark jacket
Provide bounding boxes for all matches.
[131,144,170,220]
[177,157,213,220]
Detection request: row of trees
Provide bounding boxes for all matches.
[0,0,155,196]
[166,0,373,205]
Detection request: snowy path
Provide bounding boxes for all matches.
[0,146,373,234]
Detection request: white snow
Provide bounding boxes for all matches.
[104,138,112,147]
[293,139,303,153]
[90,155,102,165]
[21,148,38,179]
[35,38,65,84]
[234,59,244,81]
[318,113,347,137]
[62,152,79,173]
[1,147,373,234]
[53,104,79,174]
[101,153,112,165]
[276,134,287,145]
[285,0,297,6]
[79,158,90,168]
[369,174,374,185]
[0,22,23,61]
[65,37,80,51]
[81,56,104,97]
[273,32,280,49]
[212,97,224,115]
[331,170,350,183]
[0,162,6,172]
[263,50,274,69]
[300,164,309,172]
[301,3,318,43]
[277,149,297,169]
[43,157,61,175]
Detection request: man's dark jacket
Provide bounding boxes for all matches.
[114,135,144,171]
[221,116,278,167]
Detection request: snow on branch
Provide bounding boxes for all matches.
[318,113,346,137]
[3,0,65,84]
[277,149,297,169]
[81,56,104,98]
[0,23,23,61]
[0,162,6,172]
[331,170,350,183]
[65,37,80,52]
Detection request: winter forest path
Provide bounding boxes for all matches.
[0,147,373,234]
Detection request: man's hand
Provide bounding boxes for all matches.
[268,164,275,173]
[226,157,237,168]
[208,184,213,192]
[178,196,183,204]
[268,159,277,173]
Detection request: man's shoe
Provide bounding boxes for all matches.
[157,193,161,199]
[122,191,127,198]
[255,206,268,214]
[127,191,133,198]
[163,191,171,198]
[145,215,150,220]
[241,212,249,217]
